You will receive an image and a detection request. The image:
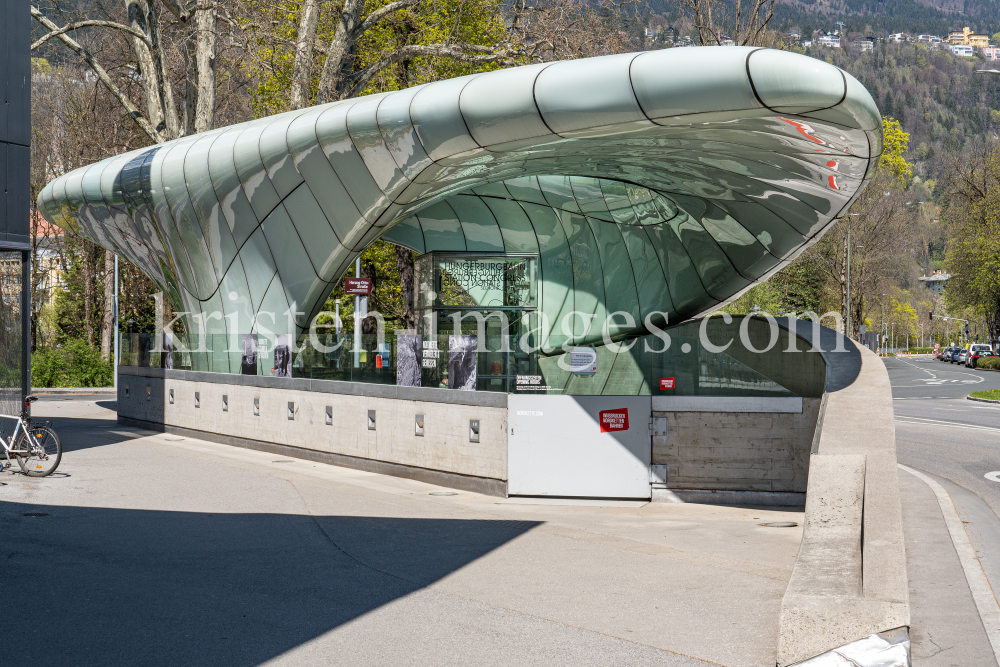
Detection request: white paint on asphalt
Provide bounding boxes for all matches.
[891,356,986,387]
[987,472,1000,483]
[895,416,1000,434]
[899,464,1000,664]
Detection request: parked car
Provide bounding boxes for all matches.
[967,344,994,367]
[938,347,952,361]
[969,349,995,368]
[957,348,970,364]
[951,348,962,363]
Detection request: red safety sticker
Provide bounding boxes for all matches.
[599,408,629,433]
[660,377,675,390]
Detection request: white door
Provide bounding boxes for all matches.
[507,395,651,498]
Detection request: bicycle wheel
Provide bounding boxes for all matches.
[15,425,62,477]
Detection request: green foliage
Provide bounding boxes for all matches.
[720,254,824,315]
[249,0,510,116]
[880,117,912,184]
[975,358,1000,371]
[942,144,1000,339]
[892,296,919,335]
[32,340,114,388]
[319,240,408,331]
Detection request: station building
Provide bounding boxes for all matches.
[38,47,880,500]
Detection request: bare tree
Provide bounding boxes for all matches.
[808,169,914,339]
[677,0,778,47]
[510,0,643,62]
[31,0,233,143]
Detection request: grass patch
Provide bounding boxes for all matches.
[970,389,1000,401]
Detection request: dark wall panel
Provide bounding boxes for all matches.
[1,0,30,249]
[6,0,31,146]
[5,143,29,246]
[0,0,9,141]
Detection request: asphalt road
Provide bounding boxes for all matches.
[887,356,1000,665]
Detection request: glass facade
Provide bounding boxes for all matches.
[116,316,827,398]
[40,46,877,395]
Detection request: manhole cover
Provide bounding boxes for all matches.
[760,522,798,528]
[22,513,50,517]
[272,460,295,464]
[430,491,458,496]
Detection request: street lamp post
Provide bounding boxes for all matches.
[844,215,861,338]
[113,254,119,390]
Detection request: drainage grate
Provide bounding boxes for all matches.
[760,522,798,528]
[429,492,457,496]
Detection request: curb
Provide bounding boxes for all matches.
[968,395,1000,404]
[31,387,116,395]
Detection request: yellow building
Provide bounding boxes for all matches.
[948,27,989,47]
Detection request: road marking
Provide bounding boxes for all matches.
[893,357,986,384]
[899,464,1000,663]
[987,472,1000,483]
[895,416,1000,433]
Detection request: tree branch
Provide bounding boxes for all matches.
[343,43,517,99]
[354,0,423,37]
[31,18,152,50]
[30,6,163,143]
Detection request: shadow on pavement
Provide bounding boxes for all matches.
[0,500,540,666]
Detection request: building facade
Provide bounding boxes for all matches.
[39,47,881,386]
[1,0,31,422]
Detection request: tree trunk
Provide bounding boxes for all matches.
[127,0,172,137]
[182,30,198,137]
[316,0,366,103]
[194,6,216,133]
[102,250,115,360]
[394,244,416,329]
[290,0,321,110]
[83,244,94,347]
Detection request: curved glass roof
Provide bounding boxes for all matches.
[37,46,881,338]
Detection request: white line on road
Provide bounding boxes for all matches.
[987,472,1000,483]
[895,416,1000,433]
[893,357,986,384]
[899,464,1000,664]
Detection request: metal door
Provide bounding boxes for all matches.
[507,395,652,498]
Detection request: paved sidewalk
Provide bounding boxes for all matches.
[898,468,999,666]
[0,396,804,667]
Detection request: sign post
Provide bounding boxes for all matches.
[346,263,372,368]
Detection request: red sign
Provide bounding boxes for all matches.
[599,408,629,433]
[345,277,372,295]
[660,377,675,390]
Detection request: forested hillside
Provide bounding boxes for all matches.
[804,42,1000,184]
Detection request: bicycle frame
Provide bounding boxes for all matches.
[0,414,33,461]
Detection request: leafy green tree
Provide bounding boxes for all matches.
[943,142,1000,344]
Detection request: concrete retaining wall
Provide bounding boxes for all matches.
[776,330,909,666]
[118,367,509,496]
[652,396,820,493]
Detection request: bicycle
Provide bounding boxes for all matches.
[0,395,62,477]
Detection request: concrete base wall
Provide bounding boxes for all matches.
[118,368,509,495]
[652,398,821,493]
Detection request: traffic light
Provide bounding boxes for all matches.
[929,312,933,320]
